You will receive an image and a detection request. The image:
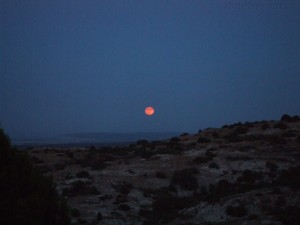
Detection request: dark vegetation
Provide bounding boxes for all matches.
[170,168,199,191]
[141,188,193,225]
[156,171,167,179]
[62,180,99,197]
[0,128,70,225]
[225,203,248,217]
[193,150,215,164]
[197,136,211,143]
[13,113,300,225]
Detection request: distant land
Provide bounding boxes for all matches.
[12,131,181,147]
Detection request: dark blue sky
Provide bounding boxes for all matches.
[1,0,300,139]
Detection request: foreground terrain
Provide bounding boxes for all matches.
[28,115,300,225]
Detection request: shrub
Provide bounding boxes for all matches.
[171,168,199,191]
[275,166,300,188]
[137,139,149,146]
[0,129,70,225]
[267,135,287,145]
[55,163,66,170]
[223,132,243,143]
[118,203,130,211]
[71,208,80,217]
[211,132,220,138]
[65,173,73,180]
[237,170,262,184]
[97,212,103,221]
[193,155,213,164]
[170,137,180,143]
[156,171,167,179]
[234,126,248,134]
[99,194,113,201]
[30,156,44,164]
[282,130,297,138]
[292,115,300,121]
[205,150,216,158]
[113,195,128,204]
[114,182,133,195]
[66,151,73,158]
[281,114,293,122]
[62,181,99,197]
[226,204,247,217]
[273,122,288,130]
[209,162,220,169]
[276,205,300,225]
[145,190,191,224]
[266,161,279,171]
[205,179,233,201]
[76,170,90,178]
[197,137,211,143]
[261,123,270,131]
[77,218,87,224]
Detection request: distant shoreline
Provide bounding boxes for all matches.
[12,131,181,149]
[14,141,134,149]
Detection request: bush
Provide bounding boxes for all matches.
[280,114,300,123]
[266,161,279,171]
[156,171,167,179]
[197,137,211,143]
[76,170,90,178]
[234,126,248,134]
[97,212,103,221]
[209,162,220,169]
[171,168,199,191]
[237,170,262,184]
[292,115,300,121]
[275,166,300,188]
[211,132,220,138]
[281,114,293,122]
[282,130,297,138]
[113,195,128,204]
[144,190,192,224]
[137,139,149,146]
[205,179,233,201]
[276,205,300,225]
[226,204,247,217]
[66,151,73,158]
[55,163,66,170]
[267,135,287,145]
[71,208,80,217]
[118,203,131,211]
[273,122,288,130]
[114,182,133,195]
[62,181,99,197]
[261,123,270,131]
[0,129,70,225]
[223,132,243,143]
[170,137,180,143]
[193,155,213,164]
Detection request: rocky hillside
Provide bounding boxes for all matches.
[28,114,300,225]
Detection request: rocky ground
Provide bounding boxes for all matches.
[28,115,300,225]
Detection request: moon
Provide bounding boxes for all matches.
[145,106,155,116]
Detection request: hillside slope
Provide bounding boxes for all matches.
[29,114,300,225]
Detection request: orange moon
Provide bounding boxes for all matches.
[145,106,155,116]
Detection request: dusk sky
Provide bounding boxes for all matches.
[1,0,300,140]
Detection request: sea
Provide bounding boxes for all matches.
[12,132,181,148]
